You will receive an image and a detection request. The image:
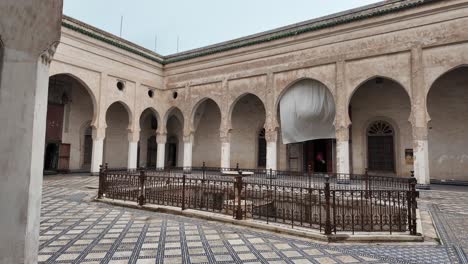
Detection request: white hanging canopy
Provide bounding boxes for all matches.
[279,79,336,144]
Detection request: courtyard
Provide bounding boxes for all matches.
[38,175,468,263]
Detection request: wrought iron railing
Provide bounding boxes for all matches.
[98,163,418,235]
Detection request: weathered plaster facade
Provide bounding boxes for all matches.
[47,0,468,186]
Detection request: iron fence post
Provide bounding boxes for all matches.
[365,168,369,199]
[410,176,418,235]
[269,168,273,188]
[182,174,186,210]
[202,162,206,181]
[138,170,146,206]
[308,165,312,188]
[235,171,243,220]
[98,164,103,199]
[324,175,332,235]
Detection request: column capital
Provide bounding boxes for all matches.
[220,129,231,143]
[265,128,278,143]
[335,125,350,142]
[156,132,167,144]
[128,129,140,143]
[92,126,106,140]
[40,41,58,66]
[183,133,194,143]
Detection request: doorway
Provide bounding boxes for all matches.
[303,139,334,173]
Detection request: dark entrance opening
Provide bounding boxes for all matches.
[44,143,59,171]
[303,139,334,173]
[82,126,92,170]
[367,121,395,172]
[167,143,177,167]
[147,135,157,167]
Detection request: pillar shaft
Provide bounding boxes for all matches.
[335,126,350,175]
[265,128,278,171]
[91,139,104,174]
[266,142,277,170]
[221,142,230,169]
[127,141,138,169]
[183,135,193,168]
[156,133,167,169]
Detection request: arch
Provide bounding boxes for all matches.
[275,77,336,124]
[349,75,411,175]
[191,97,222,132]
[426,65,468,181]
[276,78,336,144]
[426,64,468,102]
[138,107,161,130]
[347,75,411,109]
[228,93,266,129]
[192,98,222,167]
[230,93,267,168]
[105,101,133,128]
[163,106,185,126]
[49,73,98,127]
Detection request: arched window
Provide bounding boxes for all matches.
[257,128,266,167]
[367,121,395,172]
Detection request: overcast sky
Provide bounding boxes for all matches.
[63,0,380,55]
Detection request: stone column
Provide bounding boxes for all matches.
[411,46,430,188]
[335,126,351,175]
[413,126,430,187]
[265,128,278,171]
[220,130,231,169]
[156,133,167,169]
[0,2,62,261]
[183,134,193,168]
[91,127,106,174]
[127,130,139,169]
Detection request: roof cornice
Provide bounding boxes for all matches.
[61,0,440,66]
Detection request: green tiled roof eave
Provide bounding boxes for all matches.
[61,22,164,65]
[62,0,438,65]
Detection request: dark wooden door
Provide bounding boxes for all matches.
[46,104,64,141]
[83,135,92,166]
[368,136,394,172]
[58,143,71,171]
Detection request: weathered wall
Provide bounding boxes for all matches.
[428,67,468,181]
[59,78,94,170]
[104,103,130,167]
[192,100,221,167]
[350,79,413,176]
[166,115,184,166]
[230,95,266,168]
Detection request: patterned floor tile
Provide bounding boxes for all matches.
[38,175,468,264]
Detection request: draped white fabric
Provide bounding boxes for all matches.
[279,79,336,144]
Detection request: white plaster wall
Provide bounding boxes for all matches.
[350,79,413,176]
[104,103,129,167]
[428,67,468,181]
[230,95,266,168]
[193,100,221,167]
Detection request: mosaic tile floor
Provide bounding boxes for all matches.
[39,175,468,263]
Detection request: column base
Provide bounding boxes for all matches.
[416,184,431,190]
